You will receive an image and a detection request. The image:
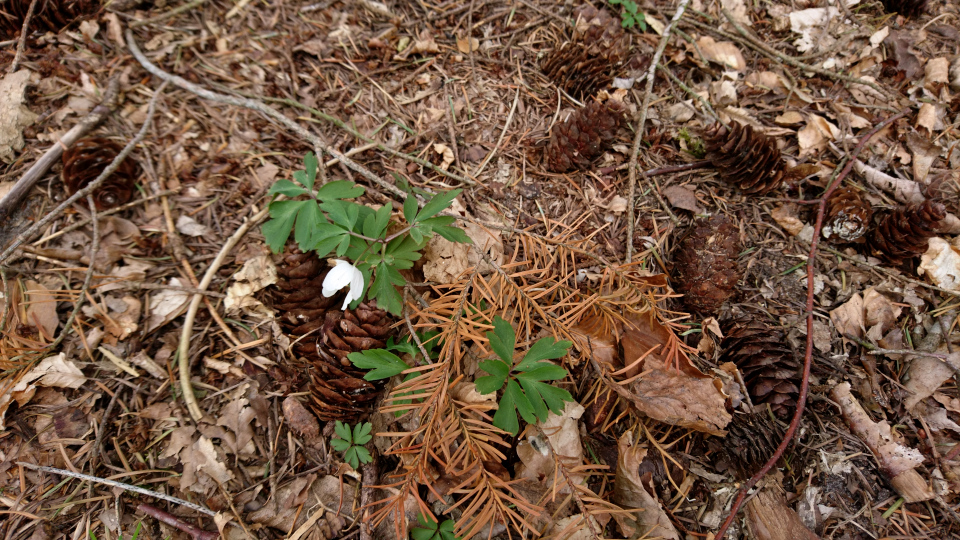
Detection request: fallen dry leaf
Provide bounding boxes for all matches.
[433,142,454,170]
[611,431,681,539]
[862,288,900,341]
[225,254,278,316]
[24,280,60,340]
[662,185,704,214]
[516,402,585,485]
[919,237,960,291]
[830,293,864,340]
[770,204,805,236]
[176,215,211,237]
[797,115,839,157]
[906,132,939,184]
[20,353,86,389]
[903,346,960,411]
[104,295,141,344]
[915,103,939,133]
[396,30,440,60]
[774,111,804,126]
[283,397,320,441]
[422,211,502,283]
[696,36,745,71]
[0,70,38,163]
[622,313,731,435]
[456,35,479,53]
[789,7,839,53]
[831,382,934,502]
[146,278,190,333]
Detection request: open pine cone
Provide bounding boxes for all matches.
[881,0,928,18]
[544,99,625,172]
[671,215,742,315]
[720,321,800,419]
[62,137,140,210]
[540,5,629,100]
[274,252,395,422]
[704,122,786,195]
[867,200,945,263]
[0,0,100,39]
[823,187,873,243]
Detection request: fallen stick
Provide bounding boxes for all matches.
[137,504,219,540]
[0,78,121,223]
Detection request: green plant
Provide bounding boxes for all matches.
[331,420,373,468]
[261,153,471,315]
[475,316,575,435]
[678,127,706,159]
[608,0,646,30]
[411,513,459,540]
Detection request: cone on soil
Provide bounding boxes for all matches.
[274,252,395,422]
[62,137,140,210]
[671,215,742,315]
[540,5,630,100]
[704,122,786,195]
[867,200,945,264]
[0,0,100,39]
[719,321,800,419]
[881,0,928,18]
[544,99,625,172]
[823,187,873,243]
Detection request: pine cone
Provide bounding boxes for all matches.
[274,253,395,422]
[672,215,742,315]
[544,99,625,172]
[716,411,782,479]
[720,321,800,419]
[540,6,629,100]
[62,137,139,210]
[881,0,928,18]
[1,0,100,39]
[704,122,786,195]
[823,187,873,243]
[867,200,945,263]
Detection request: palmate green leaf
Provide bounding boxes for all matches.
[347,349,409,380]
[315,180,364,202]
[419,216,472,244]
[293,201,324,250]
[414,188,462,223]
[515,337,572,371]
[267,179,308,198]
[303,152,318,191]
[369,261,405,315]
[353,422,372,445]
[492,379,534,436]
[262,200,306,252]
[362,204,392,239]
[475,359,509,394]
[403,194,418,223]
[334,420,352,442]
[312,226,349,258]
[330,438,351,452]
[487,316,516,364]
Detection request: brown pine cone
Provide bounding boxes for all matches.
[544,99,625,172]
[881,0,928,18]
[540,6,630,100]
[1,0,100,39]
[715,411,782,479]
[720,321,800,419]
[274,253,396,421]
[704,122,786,195]
[867,200,945,263]
[823,187,873,243]
[671,215,742,315]
[62,137,139,210]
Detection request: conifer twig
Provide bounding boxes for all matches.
[626,0,690,263]
[8,0,37,73]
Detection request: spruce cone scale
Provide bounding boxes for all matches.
[62,138,140,210]
[881,0,928,18]
[823,187,873,242]
[545,100,625,172]
[867,200,945,263]
[274,253,395,422]
[672,215,742,315]
[704,122,786,195]
[540,6,629,100]
[720,321,800,418]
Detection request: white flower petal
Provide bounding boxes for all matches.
[322,260,354,297]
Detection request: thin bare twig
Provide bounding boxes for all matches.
[473,84,519,178]
[626,0,690,263]
[178,206,269,421]
[0,80,165,266]
[17,463,217,517]
[712,108,910,539]
[0,78,121,223]
[137,504,218,540]
[125,29,408,201]
[8,0,38,73]
[33,189,180,246]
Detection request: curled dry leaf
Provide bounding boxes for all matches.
[696,36,746,71]
[862,288,900,341]
[283,396,320,442]
[621,313,731,435]
[611,431,681,540]
[225,254,278,316]
[176,215,211,237]
[770,204,805,236]
[433,142,454,170]
[516,402,585,485]
[797,115,839,157]
[146,278,190,333]
[906,132,939,183]
[422,216,502,284]
[830,382,934,502]
[919,237,960,291]
[24,280,60,340]
[662,185,704,214]
[902,345,960,411]
[830,292,864,340]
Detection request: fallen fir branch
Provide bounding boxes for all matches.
[626,0,690,263]
[125,29,409,201]
[712,108,910,539]
[0,78,121,223]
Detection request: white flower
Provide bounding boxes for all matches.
[322,260,365,310]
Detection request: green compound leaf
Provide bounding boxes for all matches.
[263,200,306,253]
[334,420,352,442]
[267,179,308,198]
[348,349,410,381]
[315,179,364,202]
[369,261,405,315]
[487,316,516,364]
[414,188,462,223]
[515,337,572,370]
[303,152,318,191]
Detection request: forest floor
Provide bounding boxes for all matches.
[1,0,960,539]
